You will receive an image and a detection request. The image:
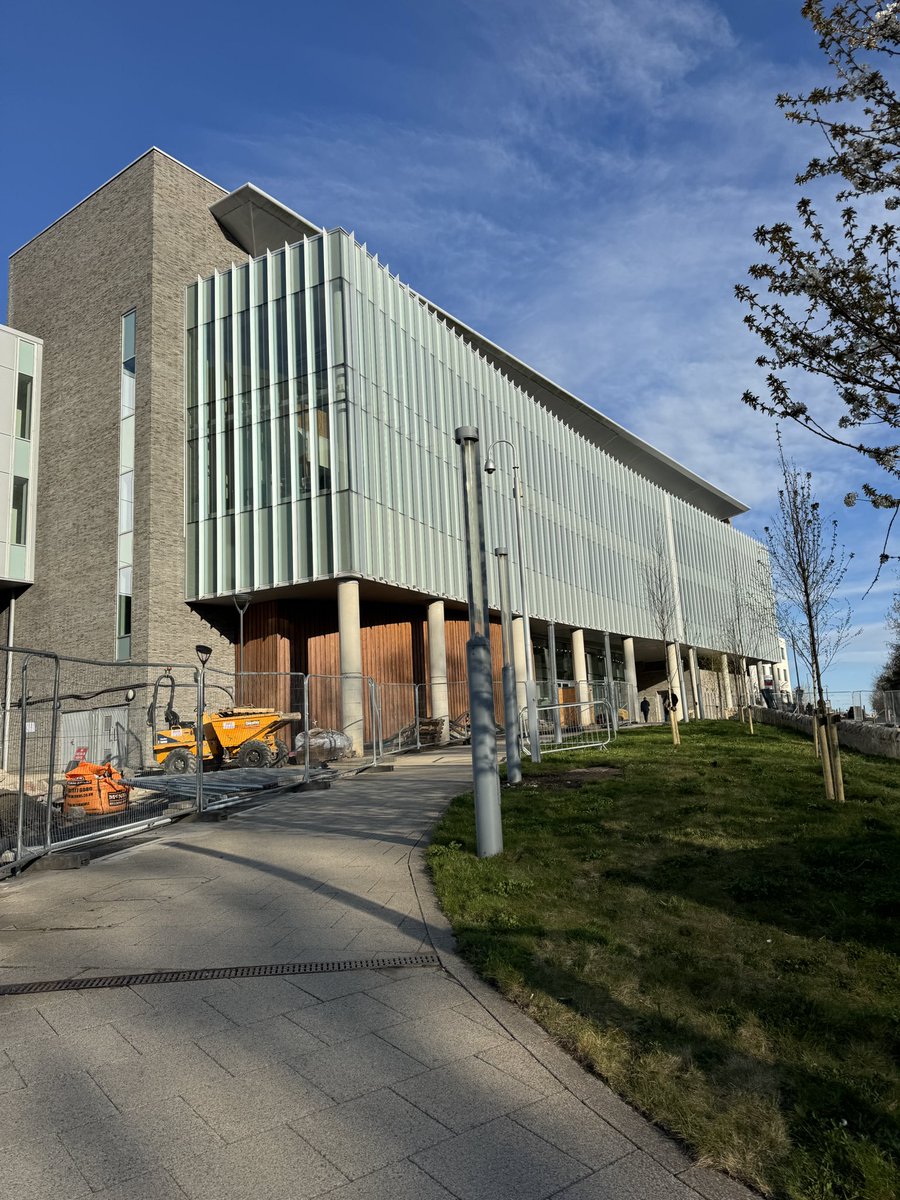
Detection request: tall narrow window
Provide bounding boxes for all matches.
[15,373,33,439]
[10,477,27,546]
[116,311,136,660]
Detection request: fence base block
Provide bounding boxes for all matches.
[34,851,91,871]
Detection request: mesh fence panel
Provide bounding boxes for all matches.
[0,650,202,865]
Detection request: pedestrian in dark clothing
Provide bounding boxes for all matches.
[664,692,679,715]
[640,697,650,723]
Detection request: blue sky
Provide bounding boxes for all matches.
[2,0,895,695]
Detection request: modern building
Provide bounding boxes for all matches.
[5,149,781,747]
[0,324,40,599]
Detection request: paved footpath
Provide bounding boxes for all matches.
[0,750,753,1200]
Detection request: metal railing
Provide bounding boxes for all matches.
[0,650,368,874]
[520,696,616,758]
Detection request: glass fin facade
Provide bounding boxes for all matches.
[186,230,776,659]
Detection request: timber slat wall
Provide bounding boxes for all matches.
[240,599,506,738]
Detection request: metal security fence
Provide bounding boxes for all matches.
[521,694,616,758]
[0,652,364,873]
[0,649,206,871]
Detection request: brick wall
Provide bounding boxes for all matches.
[7,150,245,670]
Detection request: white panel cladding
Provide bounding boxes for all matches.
[0,326,40,586]
[186,230,774,658]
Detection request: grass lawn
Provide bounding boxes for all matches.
[427,721,899,1200]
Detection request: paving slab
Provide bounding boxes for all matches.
[556,1150,701,1198]
[288,1030,428,1102]
[411,1114,589,1200]
[0,749,756,1200]
[291,1086,451,1179]
[316,1159,457,1199]
[166,1122,347,1200]
[393,1052,542,1131]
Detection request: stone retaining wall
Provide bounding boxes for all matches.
[752,706,900,761]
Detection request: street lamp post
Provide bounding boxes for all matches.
[195,644,212,814]
[455,427,503,858]
[232,592,250,706]
[484,440,541,763]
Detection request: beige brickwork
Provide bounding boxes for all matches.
[7,150,245,673]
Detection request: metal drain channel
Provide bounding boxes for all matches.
[0,953,441,996]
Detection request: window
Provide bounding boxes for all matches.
[117,311,136,660]
[10,477,27,545]
[15,373,33,439]
[116,594,131,661]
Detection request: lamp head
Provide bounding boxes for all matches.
[484,458,496,475]
[195,644,212,667]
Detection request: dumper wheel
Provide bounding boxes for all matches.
[163,748,197,775]
[236,739,274,769]
[271,738,289,768]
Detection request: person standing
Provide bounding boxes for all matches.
[640,697,650,723]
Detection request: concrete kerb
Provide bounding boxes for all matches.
[406,835,759,1200]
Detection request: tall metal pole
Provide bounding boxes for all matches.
[233,594,250,706]
[195,666,205,814]
[509,458,541,762]
[455,427,502,858]
[494,548,522,786]
[195,645,212,814]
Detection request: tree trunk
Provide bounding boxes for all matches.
[827,717,846,803]
[817,710,836,802]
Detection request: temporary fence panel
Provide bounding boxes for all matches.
[376,681,422,755]
[305,673,378,768]
[0,649,204,870]
[520,697,615,759]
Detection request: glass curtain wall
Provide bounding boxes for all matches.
[186,229,775,661]
[186,234,351,598]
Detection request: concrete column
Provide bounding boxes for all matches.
[512,616,528,715]
[720,653,734,711]
[603,631,618,732]
[748,663,760,702]
[675,642,690,723]
[548,623,562,743]
[666,642,684,722]
[338,579,365,756]
[623,636,638,722]
[571,628,590,723]
[689,646,705,719]
[427,600,449,744]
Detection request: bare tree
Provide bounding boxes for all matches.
[716,557,778,734]
[642,527,681,745]
[765,441,860,799]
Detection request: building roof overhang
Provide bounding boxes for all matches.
[209,184,322,256]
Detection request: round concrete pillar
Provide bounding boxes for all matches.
[623,636,638,721]
[571,628,590,723]
[427,600,450,744]
[666,642,685,722]
[338,579,365,757]
[512,616,528,714]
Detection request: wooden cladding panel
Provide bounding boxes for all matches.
[242,601,292,712]
[237,598,505,730]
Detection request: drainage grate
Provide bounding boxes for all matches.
[0,953,441,996]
